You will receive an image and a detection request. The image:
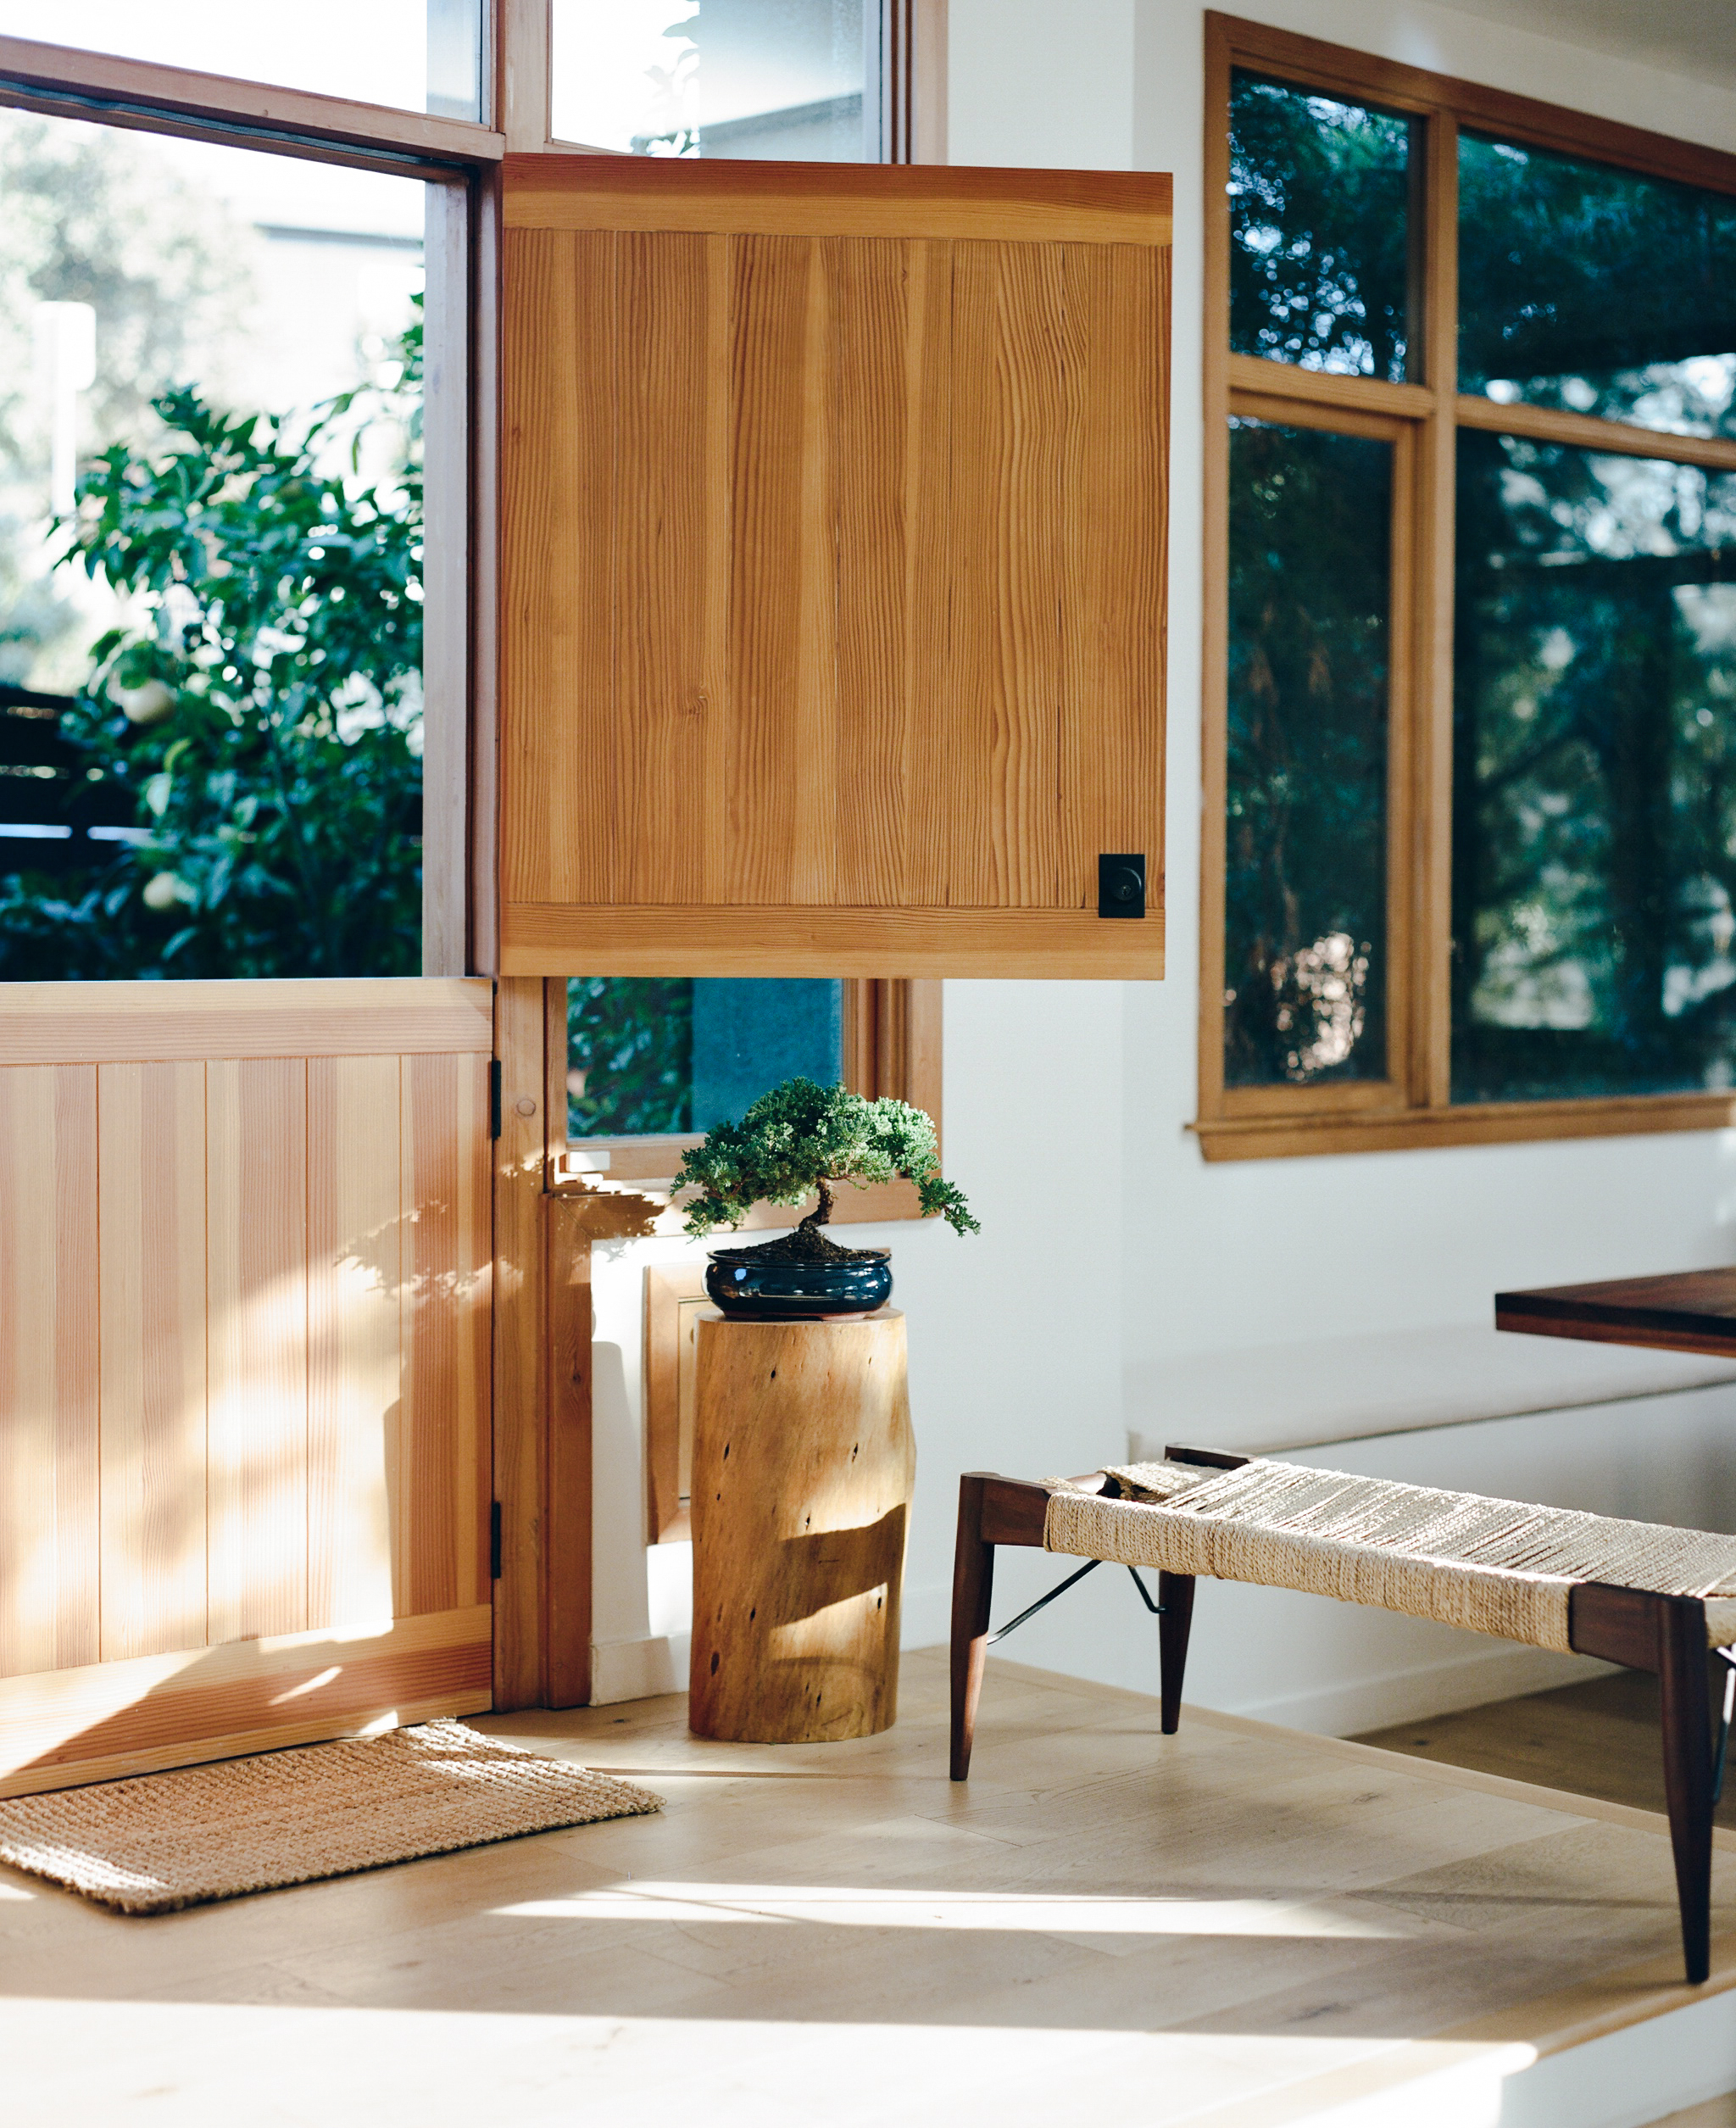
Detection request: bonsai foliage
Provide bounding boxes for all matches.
[674,1077,979,1245]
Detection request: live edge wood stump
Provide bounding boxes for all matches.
[688,1308,914,1744]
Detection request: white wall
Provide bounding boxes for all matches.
[588,0,1736,1723]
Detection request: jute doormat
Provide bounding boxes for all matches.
[0,1719,663,1914]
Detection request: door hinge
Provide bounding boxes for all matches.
[489,1058,503,1139]
[490,1500,503,1580]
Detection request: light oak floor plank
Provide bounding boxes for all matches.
[1,1651,1733,2127]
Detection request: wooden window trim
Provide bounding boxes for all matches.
[1199,10,1736,1161]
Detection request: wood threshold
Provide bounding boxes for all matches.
[1194,1092,1736,1161]
[0,33,504,168]
[1455,391,1736,470]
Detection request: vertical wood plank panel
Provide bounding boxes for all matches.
[307,1055,402,1630]
[832,235,910,906]
[492,978,548,1708]
[402,1050,490,1617]
[0,1068,97,1677]
[946,241,1066,907]
[904,238,954,908]
[617,230,709,907]
[1059,242,1168,904]
[546,1195,593,1707]
[53,1068,100,1669]
[728,232,813,905]
[208,1057,309,1644]
[502,228,614,905]
[98,1062,207,1662]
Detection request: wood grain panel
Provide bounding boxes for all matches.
[503,900,1165,977]
[402,1050,492,1617]
[0,1067,99,1677]
[0,978,492,1061]
[0,981,494,1785]
[0,1605,492,1800]
[504,154,1173,245]
[545,1195,593,1707]
[208,1057,309,1644]
[1060,241,1169,894]
[500,159,1170,978]
[617,229,712,907]
[97,1062,207,1662]
[502,229,604,906]
[832,237,911,906]
[307,1055,401,1630]
[491,978,550,1711]
[727,231,817,906]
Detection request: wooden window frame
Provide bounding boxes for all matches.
[1198,12,1736,1161]
[0,26,504,983]
[553,975,944,1222]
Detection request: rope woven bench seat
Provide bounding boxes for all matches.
[950,1449,1736,1985]
[1043,1457,1736,1655]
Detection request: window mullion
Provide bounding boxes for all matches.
[1413,105,1460,1112]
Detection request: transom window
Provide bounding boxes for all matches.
[1200,14,1736,1157]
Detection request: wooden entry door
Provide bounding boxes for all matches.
[0,978,493,1798]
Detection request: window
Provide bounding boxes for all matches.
[1200,14,1736,1156]
[551,0,886,162]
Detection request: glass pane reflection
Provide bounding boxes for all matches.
[569,978,844,1138]
[552,0,876,161]
[1460,135,1736,439]
[1453,435,1736,1100]
[1225,419,1392,1088]
[0,0,484,121]
[1228,70,1415,382]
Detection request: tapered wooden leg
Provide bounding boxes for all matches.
[1658,1596,1714,1986]
[950,1474,996,1782]
[1159,1571,1194,1735]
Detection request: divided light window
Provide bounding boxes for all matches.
[1200,14,1736,1157]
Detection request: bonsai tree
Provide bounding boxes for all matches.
[673,1077,979,1260]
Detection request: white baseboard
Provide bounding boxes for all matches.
[1225,1642,1616,1738]
[589,1632,690,1706]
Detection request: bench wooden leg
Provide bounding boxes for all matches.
[1659,1602,1715,1986]
[950,1473,995,1782]
[1159,1571,1194,1735]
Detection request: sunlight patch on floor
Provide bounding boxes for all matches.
[492,1880,1413,1938]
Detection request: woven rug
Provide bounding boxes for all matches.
[0,1719,663,1915]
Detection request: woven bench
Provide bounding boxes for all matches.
[949,1447,1736,1983]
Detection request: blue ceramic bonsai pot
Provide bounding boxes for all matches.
[705,1244,891,1319]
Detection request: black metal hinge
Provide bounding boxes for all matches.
[490,1501,503,1580]
[489,1058,503,1139]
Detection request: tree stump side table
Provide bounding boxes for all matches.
[687,1306,915,1743]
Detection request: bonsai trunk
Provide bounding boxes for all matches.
[710,1173,883,1265]
[798,1177,837,1236]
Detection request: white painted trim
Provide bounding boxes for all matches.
[589,1632,690,1707]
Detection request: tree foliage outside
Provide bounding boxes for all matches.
[1227,76,1736,1101]
[1228,72,1413,383]
[0,309,424,980]
[674,1077,978,1246]
[1225,418,1389,1085]
[567,975,694,1135]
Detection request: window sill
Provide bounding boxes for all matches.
[550,1153,926,1239]
[1191,1091,1736,1161]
